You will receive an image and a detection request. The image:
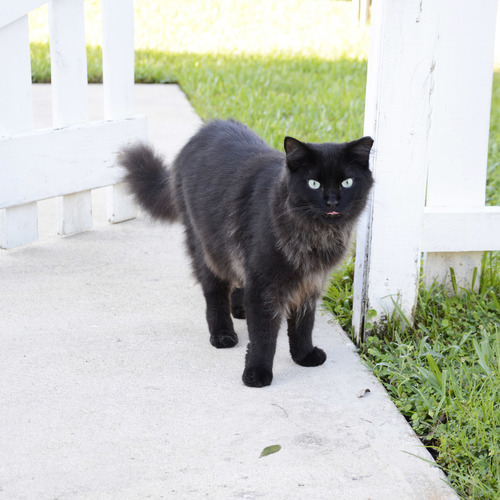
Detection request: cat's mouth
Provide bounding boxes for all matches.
[324,211,341,217]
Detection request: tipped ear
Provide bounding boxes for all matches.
[346,136,374,169]
[284,137,312,170]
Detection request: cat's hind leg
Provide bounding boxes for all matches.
[185,229,238,349]
[230,287,246,319]
[201,270,239,348]
[287,301,326,367]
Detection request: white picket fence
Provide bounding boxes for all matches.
[0,0,146,249]
[353,0,500,342]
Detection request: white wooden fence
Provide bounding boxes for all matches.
[353,0,500,342]
[352,0,371,26]
[0,0,146,249]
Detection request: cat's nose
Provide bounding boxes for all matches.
[325,195,340,207]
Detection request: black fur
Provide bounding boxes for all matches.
[119,119,374,387]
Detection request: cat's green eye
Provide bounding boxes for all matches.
[308,179,321,190]
[341,178,353,188]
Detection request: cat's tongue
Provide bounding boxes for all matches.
[326,210,340,217]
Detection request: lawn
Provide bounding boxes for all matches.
[30,1,500,497]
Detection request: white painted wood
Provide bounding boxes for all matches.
[0,203,38,249]
[352,0,384,340]
[0,117,147,208]
[48,0,89,126]
[0,0,47,29]
[422,207,500,253]
[1,0,144,247]
[56,191,93,236]
[106,182,136,223]
[48,0,92,235]
[423,252,483,291]
[0,14,38,248]
[359,0,370,26]
[102,0,134,119]
[102,0,137,222]
[0,16,33,134]
[423,0,498,290]
[352,0,370,26]
[354,0,500,340]
[353,0,439,342]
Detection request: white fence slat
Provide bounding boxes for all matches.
[424,252,483,289]
[0,14,38,248]
[102,0,134,119]
[106,182,135,222]
[423,0,498,290]
[48,0,89,126]
[352,0,439,342]
[0,117,147,208]
[102,0,136,223]
[0,17,33,134]
[56,191,92,236]
[0,203,38,249]
[352,0,370,26]
[48,0,92,235]
[0,0,47,29]
[422,207,500,253]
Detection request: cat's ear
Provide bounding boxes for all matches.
[284,137,313,171]
[346,136,374,169]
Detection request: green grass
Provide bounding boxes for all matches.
[29,1,500,497]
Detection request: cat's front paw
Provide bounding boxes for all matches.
[294,347,327,367]
[210,331,238,348]
[242,366,273,387]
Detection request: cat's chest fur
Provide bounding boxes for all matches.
[271,213,352,317]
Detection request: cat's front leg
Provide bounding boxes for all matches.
[287,301,327,367]
[242,286,282,388]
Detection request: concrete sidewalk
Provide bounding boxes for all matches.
[0,85,457,499]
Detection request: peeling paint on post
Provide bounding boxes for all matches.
[353,0,500,343]
[353,0,439,343]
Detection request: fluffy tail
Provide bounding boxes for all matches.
[118,143,180,222]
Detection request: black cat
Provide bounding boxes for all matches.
[119,119,373,387]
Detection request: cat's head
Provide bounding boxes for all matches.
[283,135,374,224]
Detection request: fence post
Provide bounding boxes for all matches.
[352,0,438,342]
[352,0,371,26]
[0,15,38,248]
[422,0,498,291]
[48,0,92,235]
[102,0,137,223]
